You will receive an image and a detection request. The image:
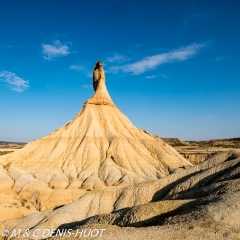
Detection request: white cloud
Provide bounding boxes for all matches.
[0,71,29,92]
[146,75,156,79]
[42,40,70,60]
[82,84,92,89]
[70,64,92,78]
[109,44,205,75]
[86,72,92,78]
[69,64,85,71]
[106,53,131,63]
[158,74,168,79]
[106,66,121,74]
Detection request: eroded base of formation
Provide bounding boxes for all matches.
[1,150,240,240]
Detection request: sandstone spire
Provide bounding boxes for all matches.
[86,60,114,106]
[93,60,105,91]
[0,61,192,197]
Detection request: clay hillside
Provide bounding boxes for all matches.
[162,137,240,165]
[2,151,240,239]
[162,137,240,148]
[0,141,25,148]
[0,141,26,156]
[0,61,191,223]
[0,62,239,240]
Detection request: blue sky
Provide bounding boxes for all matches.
[0,0,240,142]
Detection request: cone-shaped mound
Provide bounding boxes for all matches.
[0,61,192,193]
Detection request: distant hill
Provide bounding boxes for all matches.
[186,137,240,148]
[161,137,240,148]
[161,138,190,147]
[161,137,240,165]
[0,141,26,148]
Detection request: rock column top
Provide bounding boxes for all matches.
[85,61,115,106]
[93,61,105,91]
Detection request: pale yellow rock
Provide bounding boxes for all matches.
[2,151,240,240]
[0,61,192,222]
[0,61,191,193]
[0,166,14,190]
[0,190,37,222]
[49,175,69,189]
[30,189,86,211]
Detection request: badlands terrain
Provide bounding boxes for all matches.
[1,150,240,239]
[0,142,25,156]
[2,137,239,165]
[163,137,240,165]
[0,62,239,239]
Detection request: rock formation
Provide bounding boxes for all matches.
[1,62,239,239]
[92,60,105,91]
[0,61,192,221]
[2,150,240,239]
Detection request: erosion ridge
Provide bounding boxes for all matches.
[1,61,239,239]
[0,61,191,222]
[2,150,240,239]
